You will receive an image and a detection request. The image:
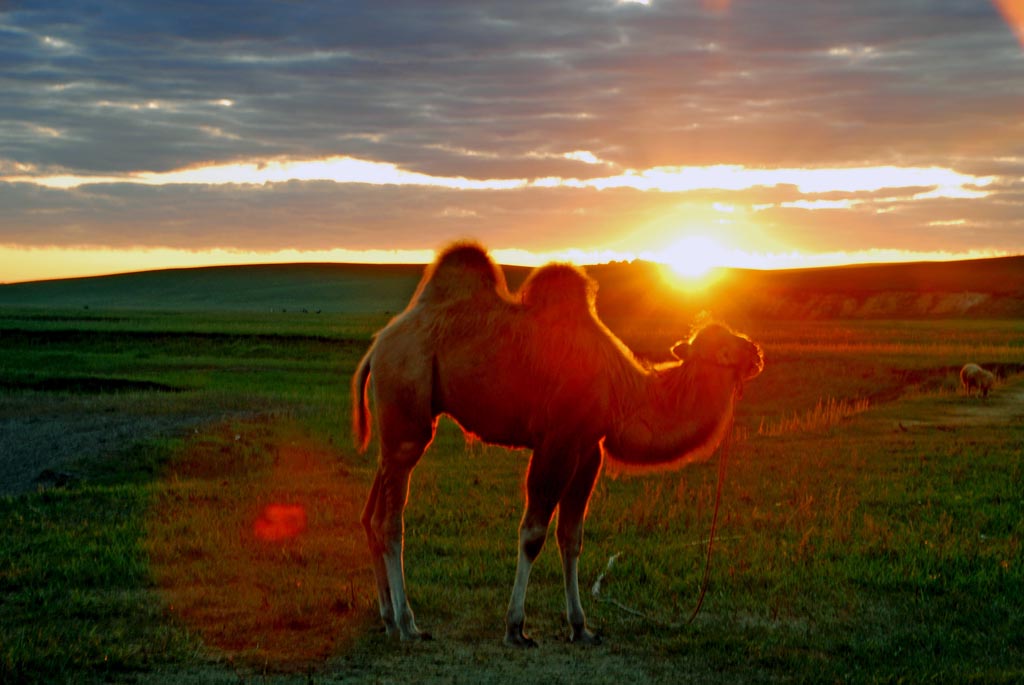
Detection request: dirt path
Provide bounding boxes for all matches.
[0,394,246,496]
[944,378,1024,425]
[895,374,1024,430]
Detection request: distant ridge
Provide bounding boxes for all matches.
[722,255,1024,319]
[0,263,430,314]
[1,255,1022,319]
[732,255,1024,295]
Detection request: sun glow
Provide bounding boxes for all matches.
[653,235,734,290]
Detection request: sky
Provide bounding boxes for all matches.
[2,0,1024,283]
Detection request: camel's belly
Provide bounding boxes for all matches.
[439,394,535,450]
[436,375,604,452]
[429,320,609,451]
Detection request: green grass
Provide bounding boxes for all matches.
[0,481,200,681]
[1,310,1022,683]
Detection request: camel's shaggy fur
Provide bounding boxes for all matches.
[352,242,763,646]
[960,363,995,398]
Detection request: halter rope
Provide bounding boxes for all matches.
[591,409,737,628]
[686,412,733,624]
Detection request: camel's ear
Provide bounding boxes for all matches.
[671,341,690,360]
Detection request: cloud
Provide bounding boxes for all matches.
[4,1,1017,173]
[1,0,1023,268]
[2,163,1021,257]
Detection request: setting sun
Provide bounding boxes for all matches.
[660,235,731,286]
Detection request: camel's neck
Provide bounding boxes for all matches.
[604,361,738,469]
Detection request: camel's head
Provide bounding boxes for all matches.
[671,322,764,382]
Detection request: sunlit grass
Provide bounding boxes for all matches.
[757,396,871,437]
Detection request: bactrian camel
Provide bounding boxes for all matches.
[352,242,764,647]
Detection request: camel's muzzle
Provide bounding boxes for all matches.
[741,342,765,381]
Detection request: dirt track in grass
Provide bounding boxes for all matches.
[0,393,222,496]
[895,374,1024,431]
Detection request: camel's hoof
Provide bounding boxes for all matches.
[504,634,539,649]
[504,623,538,648]
[570,626,602,646]
[399,630,432,642]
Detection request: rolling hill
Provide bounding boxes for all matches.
[0,263,434,314]
[1,255,1022,320]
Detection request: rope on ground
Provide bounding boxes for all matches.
[591,424,736,627]
[589,538,745,628]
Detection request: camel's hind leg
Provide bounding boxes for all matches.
[556,446,603,645]
[361,470,397,636]
[366,437,432,641]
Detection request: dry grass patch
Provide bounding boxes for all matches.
[757,396,871,437]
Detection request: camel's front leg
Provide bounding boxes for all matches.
[505,509,553,647]
[556,447,603,645]
[505,447,573,647]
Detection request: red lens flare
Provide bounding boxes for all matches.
[147,426,370,667]
[253,503,308,542]
[994,0,1024,47]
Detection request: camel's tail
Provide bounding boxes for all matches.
[352,348,373,452]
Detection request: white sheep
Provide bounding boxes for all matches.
[960,363,996,398]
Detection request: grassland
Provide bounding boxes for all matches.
[1,302,1022,684]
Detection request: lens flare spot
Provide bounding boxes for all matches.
[254,503,307,541]
[994,0,1024,48]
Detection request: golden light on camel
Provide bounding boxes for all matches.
[354,242,764,646]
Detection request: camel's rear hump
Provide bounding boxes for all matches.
[519,263,596,317]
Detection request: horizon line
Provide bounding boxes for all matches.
[1,245,1021,286]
